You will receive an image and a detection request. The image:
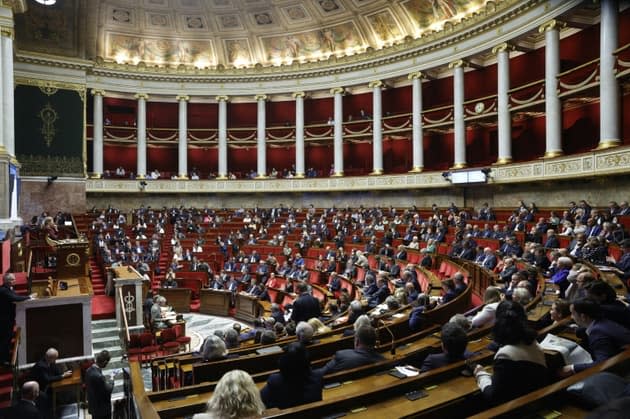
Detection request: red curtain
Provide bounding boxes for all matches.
[189,103,218,129]
[305,97,333,124]
[103,144,137,173]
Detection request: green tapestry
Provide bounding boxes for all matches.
[15,84,84,176]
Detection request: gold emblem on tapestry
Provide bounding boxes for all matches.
[38,103,58,147]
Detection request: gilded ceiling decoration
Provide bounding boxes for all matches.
[15,0,496,70]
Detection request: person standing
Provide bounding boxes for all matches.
[290,282,321,324]
[0,273,32,363]
[85,350,114,419]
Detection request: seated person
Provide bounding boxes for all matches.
[201,335,229,362]
[471,286,503,329]
[318,325,384,375]
[473,300,548,404]
[439,278,457,305]
[260,342,324,409]
[295,322,318,346]
[343,314,372,337]
[162,275,178,289]
[192,370,264,419]
[150,296,172,329]
[419,322,474,372]
[560,298,630,376]
[9,381,42,419]
[29,348,72,394]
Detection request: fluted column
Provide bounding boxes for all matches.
[91,90,105,177]
[1,24,15,157]
[255,94,267,178]
[135,93,148,178]
[369,80,384,175]
[331,87,345,176]
[493,43,513,164]
[449,60,467,169]
[598,0,620,149]
[177,95,189,178]
[216,95,228,179]
[293,92,306,178]
[408,72,424,172]
[539,20,563,158]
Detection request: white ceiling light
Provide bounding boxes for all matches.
[35,0,57,5]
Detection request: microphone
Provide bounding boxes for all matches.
[378,319,396,356]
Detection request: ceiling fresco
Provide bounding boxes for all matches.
[15,0,495,69]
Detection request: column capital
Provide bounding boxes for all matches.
[134,93,149,100]
[215,95,229,102]
[91,89,106,97]
[492,42,515,55]
[176,95,190,102]
[292,91,306,99]
[330,87,345,95]
[407,71,425,80]
[255,94,268,101]
[538,19,565,33]
[0,26,14,39]
[448,59,466,69]
[368,80,384,89]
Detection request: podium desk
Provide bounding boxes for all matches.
[51,369,81,417]
[199,289,231,316]
[235,293,260,323]
[15,295,92,366]
[46,237,89,279]
[158,288,192,313]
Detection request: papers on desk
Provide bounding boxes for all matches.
[391,313,405,319]
[540,333,593,365]
[394,365,420,377]
[162,311,177,321]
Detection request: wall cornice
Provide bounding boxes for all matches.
[84,146,630,194]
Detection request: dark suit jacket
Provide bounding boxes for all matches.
[85,365,114,417]
[0,285,29,323]
[574,319,630,372]
[420,350,475,372]
[319,347,385,375]
[29,359,63,393]
[260,369,324,409]
[9,399,42,419]
[544,236,560,248]
[291,293,321,324]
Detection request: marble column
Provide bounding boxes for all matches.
[331,87,345,176]
[408,72,424,172]
[493,43,513,164]
[598,0,620,149]
[1,24,15,157]
[216,96,228,179]
[135,93,148,178]
[369,80,384,175]
[449,60,467,169]
[293,92,306,178]
[177,95,189,178]
[539,20,563,158]
[255,94,267,178]
[91,90,105,178]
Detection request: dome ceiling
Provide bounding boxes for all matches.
[15,0,494,69]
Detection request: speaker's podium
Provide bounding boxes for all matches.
[112,266,149,330]
[235,292,261,323]
[46,237,89,279]
[15,292,92,366]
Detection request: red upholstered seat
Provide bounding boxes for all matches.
[174,324,191,352]
[139,332,160,365]
[159,328,180,355]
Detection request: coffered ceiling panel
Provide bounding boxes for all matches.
[15,0,503,69]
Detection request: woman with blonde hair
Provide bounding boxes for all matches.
[193,369,265,419]
[307,317,331,335]
[470,286,503,328]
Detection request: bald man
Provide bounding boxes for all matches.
[9,381,42,419]
[29,348,72,394]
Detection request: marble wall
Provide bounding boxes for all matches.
[21,178,87,218]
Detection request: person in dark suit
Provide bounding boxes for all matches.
[367,276,390,308]
[9,381,42,419]
[419,323,474,372]
[561,298,630,376]
[439,279,458,305]
[260,342,324,409]
[327,273,341,293]
[29,348,71,394]
[544,230,560,248]
[318,325,384,374]
[85,350,114,419]
[0,273,31,363]
[479,248,498,271]
[290,282,321,324]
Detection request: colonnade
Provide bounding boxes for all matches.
[90,2,622,179]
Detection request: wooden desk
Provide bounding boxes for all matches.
[51,369,81,417]
[235,293,260,323]
[158,288,192,313]
[199,289,231,316]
